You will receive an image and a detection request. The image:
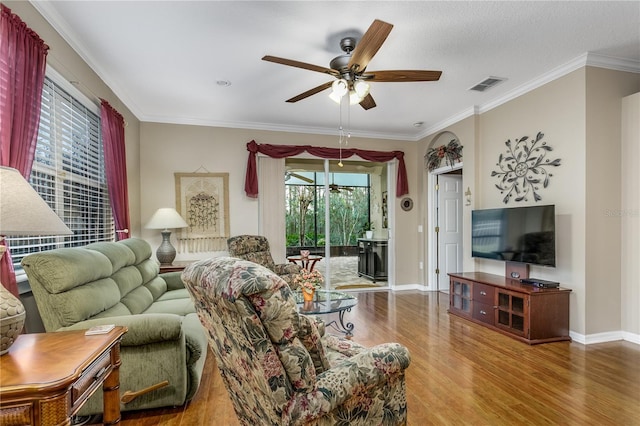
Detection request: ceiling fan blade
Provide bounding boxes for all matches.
[366,70,442,82]
[262,55,339,77]
[359,93,376,110]
[348,19,393,73]
[286,81,334,103]
[290,172,314,183]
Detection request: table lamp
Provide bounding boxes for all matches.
[0,166,73,354]
[145,208,188,265]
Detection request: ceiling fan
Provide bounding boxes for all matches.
[262,19,442,110]
[329,183,354,194]
[285,171,314,184]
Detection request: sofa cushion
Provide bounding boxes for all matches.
[145,276,169,300]
[144,295,196,316]
[49,278,123,327]
[156,288,191,302]
[86,241,136,272]
[137,258,162,287]
[22,249,113,294]
[118,238,154,263]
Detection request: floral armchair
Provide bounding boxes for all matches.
[181,257,410,425]
[227,234,303,289]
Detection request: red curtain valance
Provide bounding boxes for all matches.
[244,140,409,198]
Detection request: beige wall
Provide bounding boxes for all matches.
[417,115,478,287]
[422,67,640,340]
[139,123,421,286]
[5,1,142,237]
[480,70,588,333]
[585,68,640,335]
[621,93,640,337]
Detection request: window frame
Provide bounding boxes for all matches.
[7,67,115,278]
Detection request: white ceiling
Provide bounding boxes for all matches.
[32,1,640,141]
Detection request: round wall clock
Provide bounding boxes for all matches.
[400,197,413,211]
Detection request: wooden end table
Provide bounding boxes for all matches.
[159,260,194,273]
[287,255,323,271]
[0,326,127,425]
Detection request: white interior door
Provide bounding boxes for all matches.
[437,174,463,291]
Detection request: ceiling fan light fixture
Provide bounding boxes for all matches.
[331,79,348,97]
[329,91,342,104]
[353,80,370,98]
[348,90,364,105]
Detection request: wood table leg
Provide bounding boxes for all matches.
[102,345,122,425]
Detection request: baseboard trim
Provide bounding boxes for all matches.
[391,284,429,291]
[570,330,640,346]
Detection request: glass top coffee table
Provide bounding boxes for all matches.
[294,290,357,338]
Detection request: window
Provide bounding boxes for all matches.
[285,167,371,249]
[7,71,114,271]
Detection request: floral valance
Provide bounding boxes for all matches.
[425,138,463,172]
[244,140,409,198]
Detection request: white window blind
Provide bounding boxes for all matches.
[7,74,114,270]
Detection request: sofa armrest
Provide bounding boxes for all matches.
[160,271,186,291]
[284,342,410,423]
[58,313,184,346]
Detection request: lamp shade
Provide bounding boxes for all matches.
[0,166,72,236]
[0,166,72,355]
[145,208,188,230]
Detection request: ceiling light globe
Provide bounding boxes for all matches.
[349,91,362,105]
[329,91,343,104]
[353,80,370,98]
[331,79,348,97]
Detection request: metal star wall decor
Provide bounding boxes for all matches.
[491,131,561,204]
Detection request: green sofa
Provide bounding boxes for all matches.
[21,238,208,416]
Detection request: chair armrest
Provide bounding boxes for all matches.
[284,342,410,423]
[160,271,186,291]
[58,313,184,346]
[274,263,303,276]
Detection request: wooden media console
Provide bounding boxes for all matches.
[448,269,571,344]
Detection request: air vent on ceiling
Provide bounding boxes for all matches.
[469,76,506,92]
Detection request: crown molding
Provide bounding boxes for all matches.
[419,106,479,140]
[141,114,415,141]
[480,52,640,116]
[585,52,640,73]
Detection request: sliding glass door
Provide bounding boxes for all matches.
[285,158,389,289]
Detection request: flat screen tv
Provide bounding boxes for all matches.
[471,204,556,267]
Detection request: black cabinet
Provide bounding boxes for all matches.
[357,239,388,282]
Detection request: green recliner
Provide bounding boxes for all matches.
[21,238,208,416]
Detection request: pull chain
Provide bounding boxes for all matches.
[338,95,345,167]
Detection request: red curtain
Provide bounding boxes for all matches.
[244,140,409,198]
[0,5,49,297]
[100,99,130,240]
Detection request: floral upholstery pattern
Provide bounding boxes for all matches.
[182,257,410,425]
[227,235,303,289]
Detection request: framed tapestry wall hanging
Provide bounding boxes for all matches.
[175,172,230,252]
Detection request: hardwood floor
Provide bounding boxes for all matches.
[113,291,640,425]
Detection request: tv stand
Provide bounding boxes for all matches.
[448,271,571,344]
